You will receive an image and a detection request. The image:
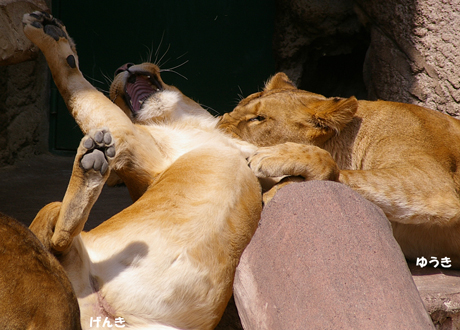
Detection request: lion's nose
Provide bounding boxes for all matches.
[114,63,134,76]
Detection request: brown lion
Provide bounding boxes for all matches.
[23,11,261,330]
[219,72,460,269]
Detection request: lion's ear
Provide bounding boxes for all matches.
[312,96,358,132]
[264,72,297,91]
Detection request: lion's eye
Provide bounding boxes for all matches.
[248,116,265,122]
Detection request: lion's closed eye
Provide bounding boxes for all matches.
[248,115,265,122]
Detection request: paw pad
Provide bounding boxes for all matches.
[24,11,68,42]
[80,129,115,175]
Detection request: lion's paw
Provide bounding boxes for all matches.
[23,11,77,68]
[248,142,339,181]
[23,11,67,40]
[80,129,116,176]
[248,146,290,179]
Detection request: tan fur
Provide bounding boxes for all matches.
[23,12,261,329]
[0,212,81,329]
[219,72,460,268]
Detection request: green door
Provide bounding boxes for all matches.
[50,0,275,152]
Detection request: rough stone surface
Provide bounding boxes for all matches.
[355,0,460,117]
[234,181,434,330]
[273,0,369,98]
[0,0,50,167]
[0,0,48,66]
[410,264,460,330]
[0,55,50,166]
[274,0,460,117]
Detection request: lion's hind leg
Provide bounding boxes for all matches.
[30,129,115,254]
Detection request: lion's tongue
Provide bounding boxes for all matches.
[126,75,154,113]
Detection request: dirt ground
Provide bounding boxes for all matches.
[0,153,132,230]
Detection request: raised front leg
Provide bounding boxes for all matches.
[23,11,165,198]
[22,11,133,135]
[30,129,115,254]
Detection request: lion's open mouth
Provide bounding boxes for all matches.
[125,73,163,114]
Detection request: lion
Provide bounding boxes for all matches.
[23,11,261,330]
[0,212,81,329]
[218,72,460,269]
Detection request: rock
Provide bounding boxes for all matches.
[410,263,460,329]
[0,0,49,66]
[355,0,460,117]
[273,0,460,117]
[272,0,369,99]
[234,181,434,329]
[0,55,50,166]
[0,0,50,166]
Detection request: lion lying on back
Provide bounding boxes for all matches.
[23,11,261,329]
[219,72,460,268]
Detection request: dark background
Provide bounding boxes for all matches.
[51,0,276,151]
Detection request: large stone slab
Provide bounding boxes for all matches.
[0,0,49,65]
[234,181,434,329]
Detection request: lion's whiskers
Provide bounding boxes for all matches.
[200,103,220,117]
[83,73,111,94]
[160,59,190,81]
[154,39,171,68]
[101,72,113,86]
